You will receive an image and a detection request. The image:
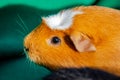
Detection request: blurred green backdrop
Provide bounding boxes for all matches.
[0,0,120,10]
[0,0,120,80]
[0,0,95,10]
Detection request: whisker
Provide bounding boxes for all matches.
[29,60,35,72]
[31,62,37,72]
[17,14,30,34]
[25,58,32,73]
[16,20,27,34]
[21,41,31,72]
[24,52,34,69]
[25,54,40,72]
[14,29,26,38]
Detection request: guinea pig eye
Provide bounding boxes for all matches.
[51,36,61,45]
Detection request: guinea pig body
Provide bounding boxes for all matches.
[24,6,120,76]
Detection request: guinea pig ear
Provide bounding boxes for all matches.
[70,32,96,52]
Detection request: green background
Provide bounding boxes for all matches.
[0,0,120,80]
[0,0,120,10]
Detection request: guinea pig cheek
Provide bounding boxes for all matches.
[30,40,49,64]
[24,37,42,64]
[27,46,40,63]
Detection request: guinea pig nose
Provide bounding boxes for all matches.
[24,47,29,52]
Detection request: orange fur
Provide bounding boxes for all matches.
[24,6,120,76]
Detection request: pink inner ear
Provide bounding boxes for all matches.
[70,34,96,52]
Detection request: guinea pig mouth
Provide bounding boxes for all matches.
[24,47,29,52]
[23,47,30,59]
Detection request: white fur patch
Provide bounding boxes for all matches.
[42,9,83,30]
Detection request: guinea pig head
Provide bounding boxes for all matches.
[24,9,96,70]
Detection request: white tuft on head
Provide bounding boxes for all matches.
[42,9,83,30]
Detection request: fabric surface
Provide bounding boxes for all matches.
[0,0,120,10]
[0,56,51,80]
[0,0,120,80]
[0,0,95,10]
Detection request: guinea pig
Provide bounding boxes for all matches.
[24,6,120,76]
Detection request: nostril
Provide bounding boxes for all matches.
[24,47,29,52]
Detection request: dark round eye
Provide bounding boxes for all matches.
[51,36,61,44]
